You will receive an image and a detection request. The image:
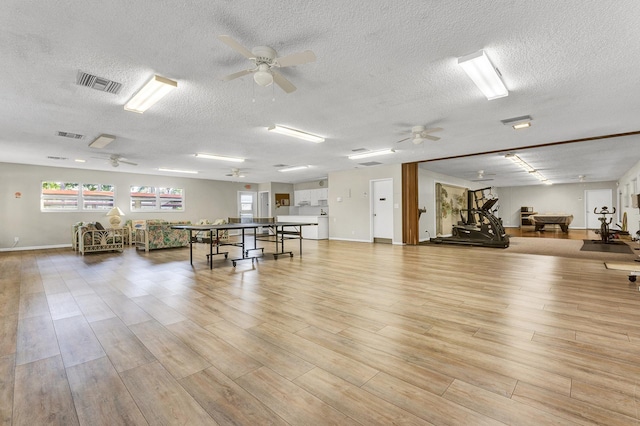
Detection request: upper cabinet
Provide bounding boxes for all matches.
[295,188,328,206]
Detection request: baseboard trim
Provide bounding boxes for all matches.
[0,244,71,252]
[329,237,371,243]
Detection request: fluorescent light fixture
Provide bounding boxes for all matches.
[194,153,245,163]
[506,154,551,184]
[458,50,508,100]
[124,75,177,113]
[89,134,116,149]
[348,148,395,160]
[512,122,531,130]
[268,125,325,143]
[74,159,86,163]
[505,153,535,172]
[278,165,309,172]
[158,168,198,174]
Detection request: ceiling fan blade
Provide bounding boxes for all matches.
[275,50,316,68]
[119,160,137,166]
[218,35,254,59]
[423,135,441,141]
[272,71,296,93]
[423,127,443,134]
[221,69,254,81]
[396,137,411,143]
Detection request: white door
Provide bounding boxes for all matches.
[258,191,270,218]
[585,189,612,229]
[372,179,393,240]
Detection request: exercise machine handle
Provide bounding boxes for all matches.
[594,206,616,215]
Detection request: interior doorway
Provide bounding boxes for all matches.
[585,189,612,230]
[372,179,393,243]
[238,191,256,233]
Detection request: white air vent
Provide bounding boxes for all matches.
[351,148,368,152]
[47,156,68,160]
[359,161,382,166]
[76,71,123,94]
[57,131,84,139]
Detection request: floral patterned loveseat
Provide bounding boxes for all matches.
[133,219,191,252]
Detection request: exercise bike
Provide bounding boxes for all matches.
[594,206,616,244]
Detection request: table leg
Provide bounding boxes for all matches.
[189,230,193,265]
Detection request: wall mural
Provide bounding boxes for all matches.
[435,183,468,236]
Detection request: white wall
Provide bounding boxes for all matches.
[327,164,402,243]
[496,181,618,229]
[618,158,640,236]
[270,182,294,216]
[0,162,258,249]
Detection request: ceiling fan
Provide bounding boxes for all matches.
[225,168,245,178]
[217,35,316,94]
[471,170,495,182]
[93,154,137,167]
[397,125,443,145]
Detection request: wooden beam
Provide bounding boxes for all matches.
[402,163,419,245]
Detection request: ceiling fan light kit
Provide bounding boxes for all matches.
[458,50,508,100]
[89,134,116,149]
[268,125,325,143]
[124,75,177,113]
[218,35,316,94]
[348,148,395,160]
[195,153,245,163]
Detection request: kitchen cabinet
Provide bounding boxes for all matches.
[296,188,328,206]
[294,190,311,206]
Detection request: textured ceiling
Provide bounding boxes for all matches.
[2,1,640,185]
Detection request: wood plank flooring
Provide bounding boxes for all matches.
[1,237,640,425]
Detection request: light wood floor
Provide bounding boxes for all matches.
[2,238,640,425]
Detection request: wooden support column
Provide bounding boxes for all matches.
[402,163,419,245]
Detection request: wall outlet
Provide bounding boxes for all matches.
[14,237,19,243]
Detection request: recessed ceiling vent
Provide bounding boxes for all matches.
[359,161,382,166]
[57,131,84,139]
[76,71,123,94]
[47,156,68,160]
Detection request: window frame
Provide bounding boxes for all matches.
[130,186,185,212]
[41,181,115,212]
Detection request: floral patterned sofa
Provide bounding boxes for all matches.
[133,219,191,252]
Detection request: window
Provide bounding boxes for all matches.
[41,181,114,211]
[238,191,255,222]
[130,186,184,212]
[82,183,115,210]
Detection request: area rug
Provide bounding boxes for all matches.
[605,261,640,271]
[503,237,639,262]
[581,240,633,254]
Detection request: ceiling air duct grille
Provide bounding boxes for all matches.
[76,71,123,94]
[57,131,84,139]
[359,161,382,166]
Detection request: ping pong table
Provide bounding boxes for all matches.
[171,221,317,269]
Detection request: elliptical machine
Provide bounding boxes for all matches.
[594,206,616,244]
[430,187,509,248]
